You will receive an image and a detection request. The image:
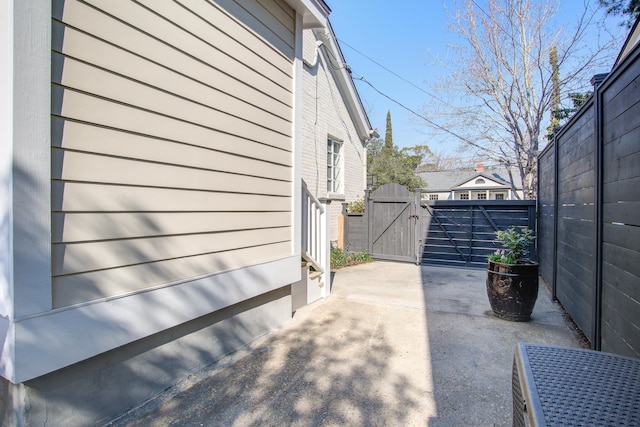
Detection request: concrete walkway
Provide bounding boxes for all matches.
[111,262,585,426]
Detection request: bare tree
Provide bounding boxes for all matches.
[424,0,618,198]
[416,148,477,171]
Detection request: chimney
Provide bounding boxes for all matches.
[475,162,485,173]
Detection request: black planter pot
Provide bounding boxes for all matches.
[486,260,539,322]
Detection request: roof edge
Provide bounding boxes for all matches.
[615,16,640,66]
[316,22,374,142]
[284,0,330,29]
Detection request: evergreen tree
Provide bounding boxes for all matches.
[367,111,425,191]
[384,110,394,153]
[600,0,640,27]
[547,47,561,141]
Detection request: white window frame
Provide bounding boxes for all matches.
[327,137,342,194]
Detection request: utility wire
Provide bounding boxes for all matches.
[324,32,506,157]
[353,74,503,158]
[326,40,474,141]
[336,38,449,105]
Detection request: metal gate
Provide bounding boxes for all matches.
[359,184,536,267]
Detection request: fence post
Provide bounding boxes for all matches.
[552,129,559,301]
[528,202,537,263]
[592,73,607,351]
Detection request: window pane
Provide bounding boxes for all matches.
[326,139,342,193]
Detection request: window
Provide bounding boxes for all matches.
[429,194,439,200]
[495,194,505,200]
[460,193,469,200]
[327,138,342,193]
[477,193,487,200]
[475,178,486,184]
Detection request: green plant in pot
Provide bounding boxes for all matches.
[486,227,538,322]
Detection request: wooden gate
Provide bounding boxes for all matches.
[356,184,536,267]
[366,184,420,263]
[421,200,536,268]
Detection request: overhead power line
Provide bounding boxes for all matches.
[323,36,502,156]
[336,38,444,102]
[352,75,499,156]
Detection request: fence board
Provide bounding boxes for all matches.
[537,39,640,355]
[421,201,536,268]
[343,188,535,267]
[538,144,556,287]
[343,213,365,252]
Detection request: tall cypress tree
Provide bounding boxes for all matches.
[384,110,393,152]
[547,46,561,141]
[367,109,425,191]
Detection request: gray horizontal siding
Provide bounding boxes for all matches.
[51,0,296,307]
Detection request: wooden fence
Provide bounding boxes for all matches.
[537,40,640,358]
[342,184,536,268]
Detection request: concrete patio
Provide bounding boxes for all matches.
[110,261,585,426]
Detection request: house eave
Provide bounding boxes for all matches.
[317,23,373,142]
[450,185,511,191]
[284,0,330,29]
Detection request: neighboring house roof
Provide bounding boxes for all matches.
[418,167,522,192]
[450,172,511,190]
[615,16,640,66]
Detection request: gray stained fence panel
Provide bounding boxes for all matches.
[600,50,640,358]
[537,40,640,357]
[537,140,555,288]
[343,212,365,252]
[343,184,536,268]
[558,101,597,343]
[366,184,418,263]
[421,201,536,269]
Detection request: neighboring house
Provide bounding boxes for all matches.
[0,1,345,425]
[419,164,524,200]
[294,20,374,307]
[616,16,640,66]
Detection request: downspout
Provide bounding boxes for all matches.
[303,40,324,68]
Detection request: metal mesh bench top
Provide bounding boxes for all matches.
[513,343,640,426]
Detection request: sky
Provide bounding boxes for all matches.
[326,1,628,157]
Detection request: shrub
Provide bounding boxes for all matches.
[330,248,371,269]
[346,199,365,213]
[488,226,535,264]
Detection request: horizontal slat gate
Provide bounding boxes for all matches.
[354,185,536,266]
[421,200,536,269]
